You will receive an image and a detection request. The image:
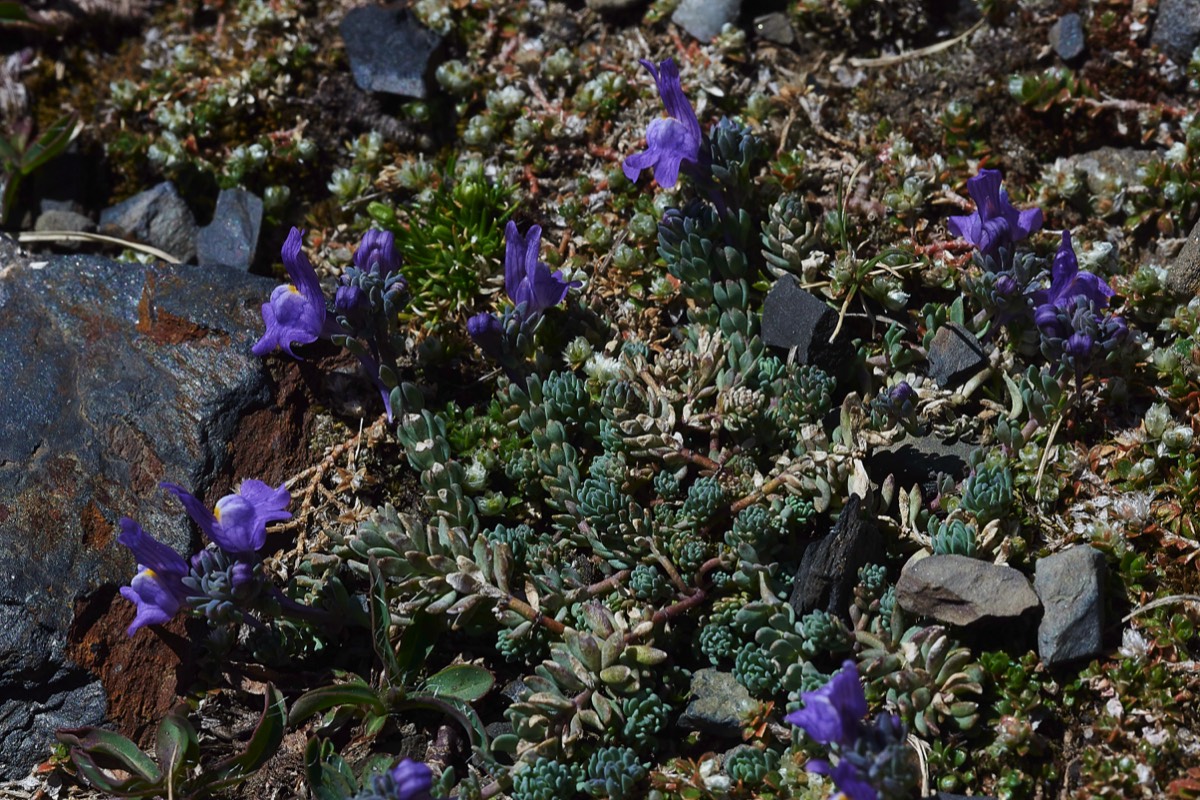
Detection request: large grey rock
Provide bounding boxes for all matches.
[197,188,263,271]
[761,275,850,378]
[672,0,742,41]
[1166,217,1200,295]
[340,6,442,98]
[1151,0,1200,63]
[678,669,757,737]
[0,237,276,778]
[927,322,986,389]
[790,494,884,620]
[896,555,1040,627]
[1049,13,1085,61]
[1034,546,1106,665]
[99,181,197,263]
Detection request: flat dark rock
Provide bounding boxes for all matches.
[926,322,986,389]
[672,0,742,41]
[1166,217,1200,296]
[340,6,442,98]
[677,669,756,738]
[197,188,264,271]
[1151,0,1200,63]
[1034,546,1106,666]
[99,181,197,264]
[1049,13,1085,61]
[868,435,975,499]
[896,555,1040,627]
[789,494,884,620]
[761,275,850,377]
[0,239,275,778]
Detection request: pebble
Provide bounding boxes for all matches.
[1034,545,1106,666]
[340,6,442,98]
[896,554,1041,627]
[672,0,742,42]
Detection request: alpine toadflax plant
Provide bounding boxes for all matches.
[253,227,329,358]
[162,479,291,556]
[503,221,575,316]
[117,518,191,635]
[786,660,916,800]
[1031,230,1114,330]
[622,58,702,189]
[948,168,1043,254]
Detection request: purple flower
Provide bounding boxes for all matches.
[504,221,577,315]
[354,229,403,280]
[948,169,1043,253]
[467,311,504,360]
[785,659,867,747]
[390,759,434,800]
[806,759,878,800]
[623,58,703,189]
[1031,231,1113,330]
[117,518,191,635]
[253,228,330,358]
[161,479,291,556]
[1064,332,1094,362]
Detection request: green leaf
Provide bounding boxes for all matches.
[0,2,31,21]
[394,609,440,683]
[56,727,162,784]
[369,556,403,686]
[69,750,162,797]
[206,684,286,789]
[288,680,387,728]
[398,693,495,768]
[19,111,81,175]
[155,711,198,794]
[304,737,359,800]
[421,663,494,703]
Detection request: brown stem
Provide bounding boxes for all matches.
[678,446,721,472]
[499,595,567,636]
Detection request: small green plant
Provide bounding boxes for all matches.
[0,112,80,225]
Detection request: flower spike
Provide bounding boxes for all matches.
[623,58,703,189]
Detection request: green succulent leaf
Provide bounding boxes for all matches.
[288,679,387,728]
[208,684,286,787]
[56,727,162,785]
[155,710,198,794]
[369,556,403,686]
[422,663,495,702]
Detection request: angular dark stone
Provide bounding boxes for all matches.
[0,242,276,778]
[99,181,198,263]
[753,12,795,45]
[197,188,264,271]
[1151,0,1200,63]
[761,275,850,377]
[1049,13,1086,61]
[340,6,442,98]
[789,494,885,620]
[868,435,975,499]
[1166,217,1200,296]
[672,0,742,41]
[896,555,1040,627]
[677,669,757,737]
[1034,546,1106,666]
[35,208,95,234]
[926,322,986,389]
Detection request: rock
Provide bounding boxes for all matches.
[896,555,1040,627]
[761,275,851,378]
[869,435,975,499]
[1057,147,1153,199]
[99,181,197,263]
[789,494,885,620]
[34,208,95,234]
[672,0,742,41]
[340,6,442,98]
[677,669,757,737]
[1166,217,1200,295]
[1049,13,1085,61]
[197,188,264,271]
[585,0,645,11]
[1034,546,1106,665]
[1151,0,1200,63]
[753,12,795,45]
[926,322,986,389]
[0,242,287,778]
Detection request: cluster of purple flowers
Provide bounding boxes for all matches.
[466,220,578,375]
[254,227,409,420]
[949,169,1126,379]
[118,480,291,635]
[786,661,916,800]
